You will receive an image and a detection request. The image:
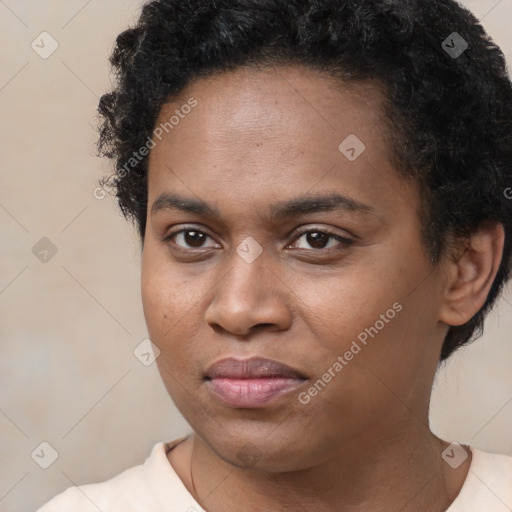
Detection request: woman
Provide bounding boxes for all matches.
[38,0,512,510]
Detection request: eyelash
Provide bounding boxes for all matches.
[163,225,354,254]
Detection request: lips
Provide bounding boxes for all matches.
[205,356,306,380]
[204,357,307,408]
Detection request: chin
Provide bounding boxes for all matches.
[197,422,314,472]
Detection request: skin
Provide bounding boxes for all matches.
[141,64,505,511]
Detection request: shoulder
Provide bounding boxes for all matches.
[478,448,512,471]
[35,442,168,512]
[469,448,512,495]
[449,447,512,512]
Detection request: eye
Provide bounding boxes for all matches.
[165,226,219,250]
[163,225,354,254]
[288,228,354,251]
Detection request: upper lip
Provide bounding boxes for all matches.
[205,357,307,380]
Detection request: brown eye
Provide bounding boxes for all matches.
[290,228,354,251]
[305,232,330,249]
[182,230,207,248]
[165,227,219,250]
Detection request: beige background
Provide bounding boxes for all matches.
[0,1,511,510]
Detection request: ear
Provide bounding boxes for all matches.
[438,222,505,327]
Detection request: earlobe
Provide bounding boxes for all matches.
[438,222,505,327]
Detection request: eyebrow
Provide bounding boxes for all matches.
[150,191,377,221]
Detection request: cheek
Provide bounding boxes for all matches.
[294,246,434,404]
[141,245,181,345]
[141,245,206,362]
[141,240,186,318]
[141,259,165,335]
[293,262,405,353]
[142,259,203,408]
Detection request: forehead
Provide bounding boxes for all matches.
[160,64,386,144]
[146,64,418,224]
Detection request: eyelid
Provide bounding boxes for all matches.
[289,225,355,242]
[286,226,355,251]
[163,224,219,246]
[164,223,355,252]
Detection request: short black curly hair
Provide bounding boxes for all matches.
[97,0,512,362]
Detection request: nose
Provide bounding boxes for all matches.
[204,245,293,338]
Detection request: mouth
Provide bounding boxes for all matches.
[204,356,308,408]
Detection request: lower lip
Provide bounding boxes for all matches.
[206,377,306,408]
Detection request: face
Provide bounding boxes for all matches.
[141,65,449,471]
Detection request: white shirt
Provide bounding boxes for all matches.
[36,438,512,511]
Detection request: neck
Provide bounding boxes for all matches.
[185,422,470,512]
